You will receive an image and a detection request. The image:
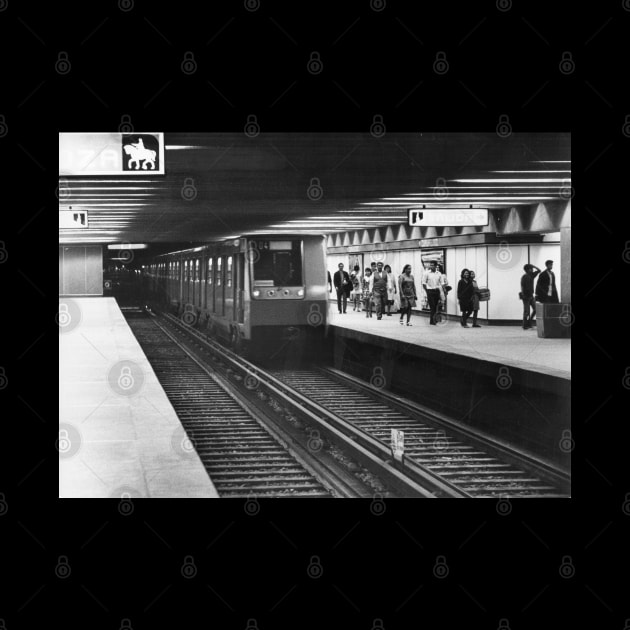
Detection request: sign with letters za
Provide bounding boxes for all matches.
[408,208,488,227]
[59,132,165,176]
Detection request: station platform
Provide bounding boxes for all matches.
[326,305,571,468]
[327,307,571,380]
[59,297,219,498]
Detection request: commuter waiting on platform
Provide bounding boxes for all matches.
[362,268,373,318]
[457,269,474,327]
[422,260,443,326]
[350,265,362,311]
[535,259,559,304]
[369,261,389,320]
[469,270,482,328]
[398,264,417,326]
[333,263,352,314]
[520,263,541,329]
[384,264,397,316]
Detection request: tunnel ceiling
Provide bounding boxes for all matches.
[59,132,570,245]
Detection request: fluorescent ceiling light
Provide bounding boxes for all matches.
[165,145,206,150]
[453,178,569,183]
[490,170,571,173]
[108,244,148,250]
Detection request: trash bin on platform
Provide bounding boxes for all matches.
[536,302,572,338]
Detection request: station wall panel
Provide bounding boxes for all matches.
[59,245,103,297]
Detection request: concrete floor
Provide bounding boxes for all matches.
[59,297,218,498]
[328,305,571,380]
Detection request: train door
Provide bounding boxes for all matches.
[216,256,223,316]
[206,257,214,313]
[235,253,244,324]
[224,255,234,321]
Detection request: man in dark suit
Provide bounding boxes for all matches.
[535,259,559,304]
[333,263,351,314]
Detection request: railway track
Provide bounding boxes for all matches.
[269,370,570,498]
[131,311,570,498]
[127,316,335,498]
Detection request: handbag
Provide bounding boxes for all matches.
[478,287,491,301]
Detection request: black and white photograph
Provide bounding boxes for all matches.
[59,131,571,499]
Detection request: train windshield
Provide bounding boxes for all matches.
[251,239,303,286]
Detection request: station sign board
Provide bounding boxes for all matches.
[407,208,488,227]
[59,210,88,229]
[59,132,165,176]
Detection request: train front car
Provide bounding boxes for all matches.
[245,235,328,362]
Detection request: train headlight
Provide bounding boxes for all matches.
[297,289,304,297]
[252,290,260,297]
[267,290,275,297]
[282,289,290,296]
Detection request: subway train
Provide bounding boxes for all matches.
[143,235,329,358]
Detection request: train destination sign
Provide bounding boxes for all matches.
[407,208,488,227]
[59,132,165,176]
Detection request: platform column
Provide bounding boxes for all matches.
[560,226,571,303]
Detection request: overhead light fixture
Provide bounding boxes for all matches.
[107,244,148,250]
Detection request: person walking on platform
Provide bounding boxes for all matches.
[520,263,541,329]
[369,261,389,320]
[422,260,443,326]
[362,267,373,317]
[437,264,451,322]
[535,259,559,304]
[398,264,417,326]
[349,265,361,311]
[333,263,351,314]
[457,269,474,327]
[384,264,397,316]
[469,270,482,328]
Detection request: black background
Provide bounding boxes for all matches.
[3,0,627,627]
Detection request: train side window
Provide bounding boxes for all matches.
[227,256,232,288]
[195,258,200,281]
[216,257,222,287]
[207,258,213,284]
